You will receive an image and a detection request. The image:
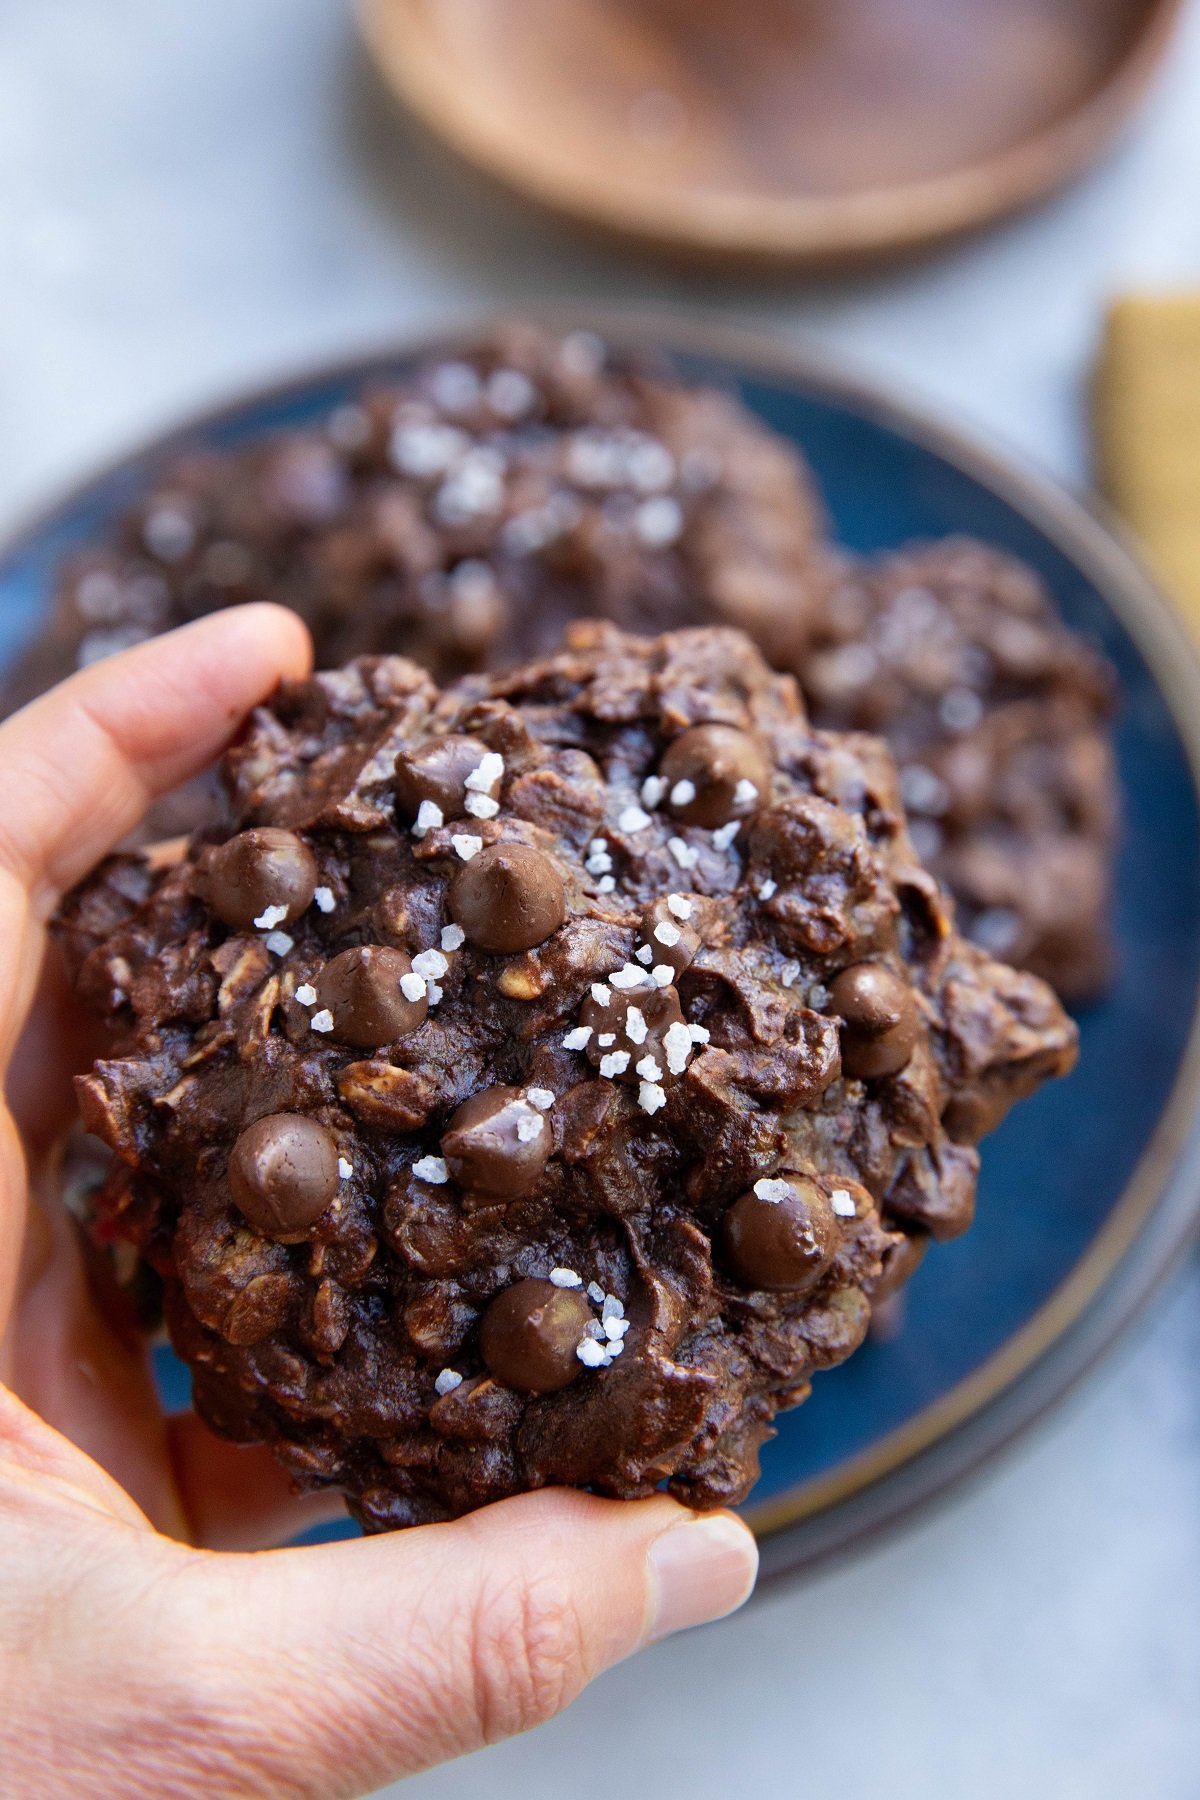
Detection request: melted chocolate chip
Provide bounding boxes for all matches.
[395,735,498,822]
[660,724,771,828]
[721,1173,842,1292]
[441,1085,553,1196]
[640,898,701,978]
[228,1113,339,1240]
[450,842,565,953]
[479,1277,592,1393]
[203,828,317,931]
[315,945,428,1047]
[580,982,686,1084]
[829,963,919,1079]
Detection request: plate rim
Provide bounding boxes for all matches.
[4,310,1199,1570]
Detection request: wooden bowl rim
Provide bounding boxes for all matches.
[357,0,1184,265]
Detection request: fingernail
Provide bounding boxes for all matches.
[644,1513,759,1643]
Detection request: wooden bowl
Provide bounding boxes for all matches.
[358,0,1182,268]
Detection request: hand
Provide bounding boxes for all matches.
[0,607,757,1800]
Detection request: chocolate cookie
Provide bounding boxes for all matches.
[56,625,1077,1529]
[4,323,827,713]
[799,539,1118,1001]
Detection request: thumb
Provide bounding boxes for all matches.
[129,1491,757,1798]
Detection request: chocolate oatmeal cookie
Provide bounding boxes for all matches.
[799,539,1118,1001]
[4,323,826,713]
[56,625,1076,1529]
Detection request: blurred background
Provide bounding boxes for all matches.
[1,4,1197,1796]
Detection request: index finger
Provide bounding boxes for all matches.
[0,603,311,917]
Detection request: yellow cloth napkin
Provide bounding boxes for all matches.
[1095,294,1200,636]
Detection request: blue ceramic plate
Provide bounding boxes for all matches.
[3,320,1199,1578]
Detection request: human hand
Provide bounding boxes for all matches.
[0,606,758,1799]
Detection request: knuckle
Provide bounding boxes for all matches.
[468,1569,590,1742]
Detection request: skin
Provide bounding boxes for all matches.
[0,606,758,1800]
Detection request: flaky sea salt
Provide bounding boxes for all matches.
[639,1080,667,1115]
[434,1368,463,1396]
[599,1050,631,1078]
[526,1087,555,1110]
[641,775,667,808]
[610,964,649,989]
[550,1267,582,1288]
[452,834,484,861]
[412,949,448,979]
[413,1156,448,1185]
[668,837,699,870]
[758,879,777,901]
[667,894,693,920]
[465,751,505,792]
[310,1009,334,1034]
[636,1055,662,1082]
[515,1110,544,1143]
[464,792,499,819]
[338,1156,354,1180]
[733,779,759,807]
[313,885,336,913]
[635,944,653,965]
[669,779,696,808]
[562,1026,593,1051]
[712,820,740,851]
[254,904,288,930]
[831,1188,857,1218]
[440,923,466,951]
[754,1177,794,1204]
[264,930,293,958]
[662,1021,693,1075]
[295,983,317,1006]
[400,972,427,1002]
[413,800,443,839]
[654,920,681,947]
[688,1022,710,1044]
[591,983,612,1005]
[618,805,652,833]
[587,1281,606,1304]
[576,1337,609,1369]
[651,965,673,987]
[625,1006,648,1045]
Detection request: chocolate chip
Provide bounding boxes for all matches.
[659,724,771,828]
[203,828,317,931]
[441,1085,553,1196]
[395,735,498,822]
[721,1174,842,1292]
[640,898,700,977]
[829,963,919,1078]
[579,982,685,1084]
[479,1278,592,1393]
[315,945,428,1047]
[449,842,565,953]
[228,1113,339,1239]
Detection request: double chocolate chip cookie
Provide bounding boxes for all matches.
[57,625,1077,1528]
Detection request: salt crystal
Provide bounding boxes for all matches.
[465,792,499,819]
[599,1050,631,1078]
[636,1055,662,1082]
[597,1033,616,1047]
[515,1110,544,1143]
[591,983,612,1005]
[601,1295,624,1320]
[667,894,693,919]
[688,1022,710,1043]
[625,1006,648,1045]
[610,964,648,989]
[412,949,448,979]
[634,495,683,548]
[465,751,504,792]
[254,904,288,930]
[712,821,740,851]
[754,1177,794,1204]
[413,800,443,838]
[434,1368,463,1396]
[603,1316,630,1341]
[586,850,613,875]
[452,834,484,861]
[338,1156,354,1180]
[831,1188,857,1218]
[264,930,293,957]
[400,972,427,1002]
[654,920,681,947]
[781,961,801,987]
[662,1021,693,1075]
[669,779,696,808]
[440,923,466,951]
[562,1026,593,1051]
[758,879,777,901]
[426,983,443,1007]
[635,944,653,965]
[639,1080,667,1115]
[587,1281,606,1304]
[607,1338,625,1356]
[598,876,616,893]
[526,1087,555,1111]
[618,805,652,833]
[641,775,667,808]
[310,1009,334,1034]
[313,885,336,913]
[733,779,759,807]
[295,983,318,1006]
[576,1337,609,1368]
[651,965,673,987]
[668,837,699,870]
[413,1155,448,1184]
[550,1267,582,1288]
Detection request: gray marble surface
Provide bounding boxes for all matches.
[0,4,1197,1795]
